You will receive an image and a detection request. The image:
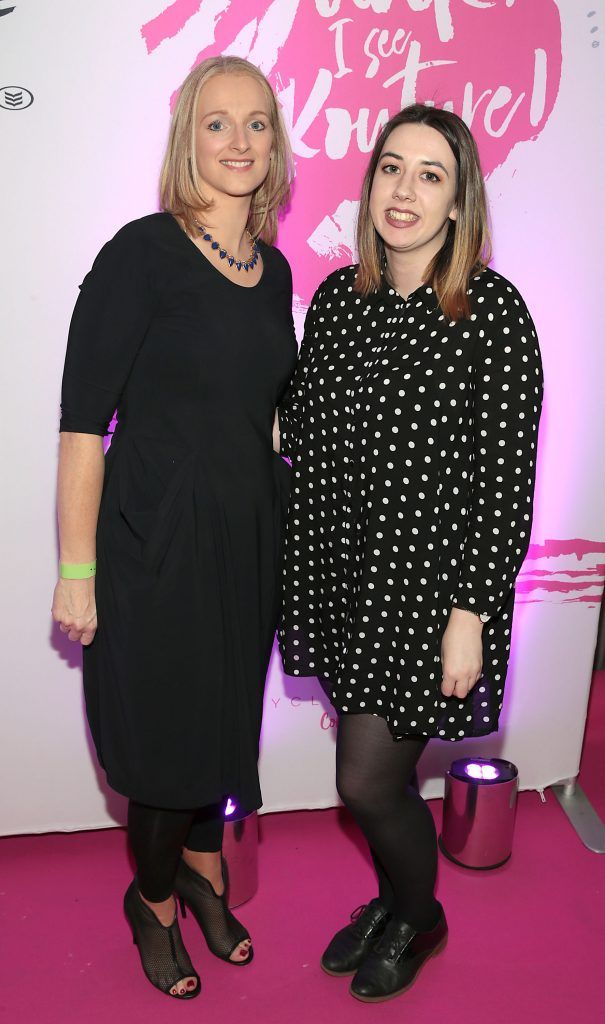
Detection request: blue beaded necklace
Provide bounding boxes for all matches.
[195,224,259,272]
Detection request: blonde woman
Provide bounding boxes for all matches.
[52,56,295,1000]
[278,105,543,1002]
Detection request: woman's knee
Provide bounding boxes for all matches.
[336,767,380,819]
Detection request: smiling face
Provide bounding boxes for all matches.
[369,122,458,267]
[194,72,274,203]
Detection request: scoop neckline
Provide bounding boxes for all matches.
[167,213,266,291]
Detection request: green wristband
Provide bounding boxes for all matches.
[60,560,97,580]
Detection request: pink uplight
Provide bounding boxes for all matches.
[224,798,237,817]
[465,763,499,781]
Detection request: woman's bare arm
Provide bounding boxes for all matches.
[51,433,104,645]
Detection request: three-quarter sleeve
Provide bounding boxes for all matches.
[60,224,157,435]
[278,286,323,460]
[453,281,544,620]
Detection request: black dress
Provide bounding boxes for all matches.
[60,213,296,809]
[278,266,543,741]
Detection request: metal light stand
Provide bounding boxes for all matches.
[551,777,605,854]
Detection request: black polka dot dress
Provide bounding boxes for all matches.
[278,266,543,740]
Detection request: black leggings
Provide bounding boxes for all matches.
[128,801,225,903]
[336,713,440,932]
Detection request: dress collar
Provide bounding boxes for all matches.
[369,267,434,307]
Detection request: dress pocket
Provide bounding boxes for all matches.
[118,436,194,572]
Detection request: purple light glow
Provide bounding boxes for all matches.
[465,763,500,781]
[224,797,236,817]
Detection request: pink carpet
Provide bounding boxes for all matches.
[2,675,604,1023]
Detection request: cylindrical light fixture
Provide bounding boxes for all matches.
[222,798,259,908]
[439,758,519,869]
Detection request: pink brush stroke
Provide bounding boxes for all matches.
[516,540,605,604]
[520,568,605,578]
[519,595,603,606]
[516,580,604,595]
[142,0,204,54]
[525,539,605,561]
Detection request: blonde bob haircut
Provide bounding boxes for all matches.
[355,104,492,321]
[160,55,294,245]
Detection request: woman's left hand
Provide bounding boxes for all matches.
[440,608,483,699]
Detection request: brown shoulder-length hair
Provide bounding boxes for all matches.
[159,55,294,245]
[355,104,492,321]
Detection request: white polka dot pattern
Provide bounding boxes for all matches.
[278,266,543,740]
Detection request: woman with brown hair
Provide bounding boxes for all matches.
[278,104,543,1002]
[52,55,295,999]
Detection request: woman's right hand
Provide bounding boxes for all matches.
[52,577,98,646]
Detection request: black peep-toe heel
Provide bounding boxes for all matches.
[174,857,254,966]
[124,880,201,999]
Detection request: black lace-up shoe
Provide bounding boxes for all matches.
[321,899,391,976]
[350,906,448,1002]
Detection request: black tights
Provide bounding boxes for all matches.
[128,801,225,903]
[336,713,440,932]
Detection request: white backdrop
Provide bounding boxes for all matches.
[1,0,604,834]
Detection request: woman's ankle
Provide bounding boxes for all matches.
[139,890,176,925]
[182,848,224,894]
